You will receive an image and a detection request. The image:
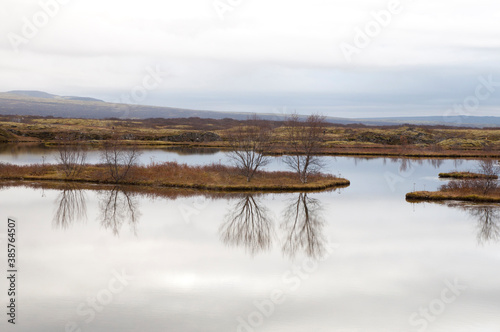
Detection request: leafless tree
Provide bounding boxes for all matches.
[219,195,274,256]
[476,158,499,194]
[283,113,326,183]
[100,141,142,183]
[226,115,272,182]
[56,135,87,178]
[281,193,326,259]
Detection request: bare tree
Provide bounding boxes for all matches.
[100,141,142,183]
[56,135,87,178]
[226,115,271,182]
[283,113,326,183]
[477,158,499,194]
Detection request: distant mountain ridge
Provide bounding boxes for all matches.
[7,90,104,102]
[1,90,500,127]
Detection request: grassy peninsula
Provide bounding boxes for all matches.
[407,161,500,203]
[0,162,350,192]
[438,171,499,179]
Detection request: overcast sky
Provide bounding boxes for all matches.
[1,0,499,118]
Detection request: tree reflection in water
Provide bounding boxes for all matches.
[449,203,500,244]
[468,205,500,244]
[281,193,326,259]
[220,192,329,259]
[219,195,274,256]
[53,185,87,229]
[98,187,141,236]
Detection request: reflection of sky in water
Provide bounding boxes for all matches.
[0,156,499,331]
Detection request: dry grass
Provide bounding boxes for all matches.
[439,171,499,179]
[406,191,500,203]
[406,176,500,203]
[2,116,500,158]
[0,162,350,192]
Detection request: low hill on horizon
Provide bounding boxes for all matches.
[7,90,105,102]
[1,90,500,128]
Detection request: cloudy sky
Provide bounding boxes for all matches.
[1,0,499,117]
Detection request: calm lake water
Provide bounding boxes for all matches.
[1,147,499,332]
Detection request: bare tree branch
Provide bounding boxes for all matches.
[283,113,326,183]
[226,115,272,182]
[56,134,87,178]
[100,141,142,183]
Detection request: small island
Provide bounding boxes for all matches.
[438,171,498,179]
[406,191,500,203]
[0,162,349,192]
[408,161,500,203]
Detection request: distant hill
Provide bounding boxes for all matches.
[358,116,500,127]
[1,90,500,127]
[7,90,104,102]
[0,91,247,120]
[7,90,57,99]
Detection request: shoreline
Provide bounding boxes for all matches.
[438,172,498,179]
[406,191,500,203]
[0,163,350,193]
[4,141,500,159]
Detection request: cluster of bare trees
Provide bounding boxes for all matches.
[56,135,142,183]
[226,113,327,183]
[440,159,499,195]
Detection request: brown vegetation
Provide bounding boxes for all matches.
[407,159,500,202]
[0,162,350,192]
[439,172,498,179]
[2,115,500,158]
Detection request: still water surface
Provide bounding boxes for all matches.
[1,148,499,331]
